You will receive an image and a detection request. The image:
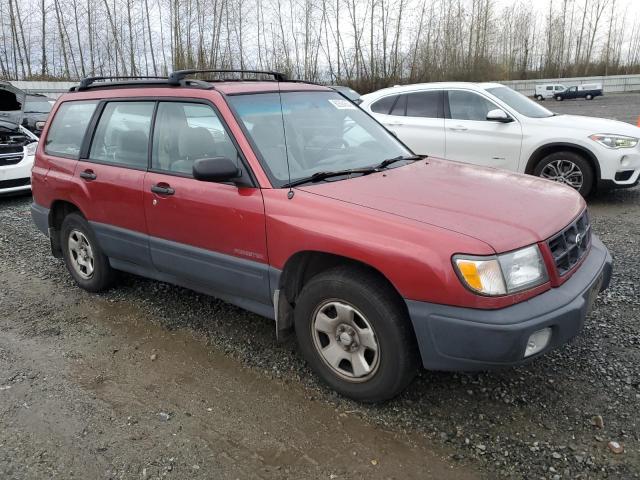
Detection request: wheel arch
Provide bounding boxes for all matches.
[524,142,601,180]
[274,250,410,338]
[47,200,86,257]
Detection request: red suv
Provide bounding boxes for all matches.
[31,71,612,402]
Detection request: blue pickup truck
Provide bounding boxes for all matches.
[554,85,603,101]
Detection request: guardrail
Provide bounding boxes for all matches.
[499,74,640,96]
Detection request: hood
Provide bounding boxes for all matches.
[543,114,640,137]
[298,159,585,253]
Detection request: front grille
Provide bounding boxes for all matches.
[0,153,24,166]
[0,177,30,189]
[547,210,591,276]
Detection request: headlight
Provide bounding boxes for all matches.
[454,245,548,296]
[589,134,638,149]
[25,141,38,156]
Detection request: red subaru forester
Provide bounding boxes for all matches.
[31,71,612,402]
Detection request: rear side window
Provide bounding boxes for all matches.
[546,86,553,91]
[406,91,440,118]
[447,91,496,121]
[370,95,398,114]
[152,102,239,175]
[389,95,407,116]
[89,102,154,169]
[44,101,98,158]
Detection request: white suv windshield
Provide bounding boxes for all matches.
[486,86,554,118]
[228,91,411,187]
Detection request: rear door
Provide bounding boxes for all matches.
[143,100,270,306]
[76,100,155,269]
[370,91,445,157]
[395,90,445,157]
[443,89,522,171]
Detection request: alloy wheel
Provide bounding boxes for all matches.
[540,159,584,190]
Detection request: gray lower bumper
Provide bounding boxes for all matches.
[31,203,49,236]
[406,235,613,371]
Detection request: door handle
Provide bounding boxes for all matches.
[387,122,405,127]
[449,125,468,132]
[151,184,175,196]
[79,169,97,181]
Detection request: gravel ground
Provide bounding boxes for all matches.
[541,92,640,125]
[0,185,638,479]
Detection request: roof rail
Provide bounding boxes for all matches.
[72,75,169,91]
[168,69,287,85]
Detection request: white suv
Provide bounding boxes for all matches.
[0,120,38,195]
[360,82,640,196]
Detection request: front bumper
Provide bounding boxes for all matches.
[406,235,612,371]
[0,153,33,194]
[596,146,640,188]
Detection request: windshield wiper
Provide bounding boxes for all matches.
[283,155,425,188]
[283,167,378,188]
[375,154,424,169]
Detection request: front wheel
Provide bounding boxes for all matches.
[555,95,563,101]
[534,151,594,197]
[294,266,419,403]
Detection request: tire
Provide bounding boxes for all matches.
[60,213,116,292]
[535,95,543,101]
[294,266,419,403]
[585,94,593,100]
[555,95,563,101]
[533,151,595,197]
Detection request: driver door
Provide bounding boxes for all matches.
[444,90,522,171]
[143,100,270,305]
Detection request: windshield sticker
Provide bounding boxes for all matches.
[328,99,357,110]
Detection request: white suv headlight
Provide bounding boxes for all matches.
[25,141,38,156]
[589,134,638,149]
[453,245,548,296]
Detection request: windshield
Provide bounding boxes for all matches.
[228,91,411,187]
[24,98,53,113]
[486,86,553,118]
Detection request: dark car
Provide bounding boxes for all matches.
[555,86,603,101]
[21,94,55,136]
[0,81,25,125]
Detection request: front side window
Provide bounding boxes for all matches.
[228,91,411,187]
[406,91,440,118]
[152,102,238,175]
[89,102,154,168]
[448,90,497,121]
[44,100,98,158]
[486,86,553,118]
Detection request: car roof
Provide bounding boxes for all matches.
[362,81,504,99]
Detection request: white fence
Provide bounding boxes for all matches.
[9,81,77,98]
[499,74,640,96]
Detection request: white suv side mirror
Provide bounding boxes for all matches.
[486,109,513,123]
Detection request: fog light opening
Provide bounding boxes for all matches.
[524,328,552,358]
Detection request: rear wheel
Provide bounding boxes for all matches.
[535,95,544,101]
[534,151,594,197]
[294,266,419,403]
[61,213,116,292]
[585,94,593,100]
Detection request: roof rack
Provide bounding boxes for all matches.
[168,69,287,85]
[72,75,169,91]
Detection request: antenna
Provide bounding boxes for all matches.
[277,80,294,199]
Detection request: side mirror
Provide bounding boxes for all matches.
[193,157,241,183]
[486,109,513,123]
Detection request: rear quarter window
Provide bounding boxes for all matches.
[44,101,98,158]
[370,95,398,114]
